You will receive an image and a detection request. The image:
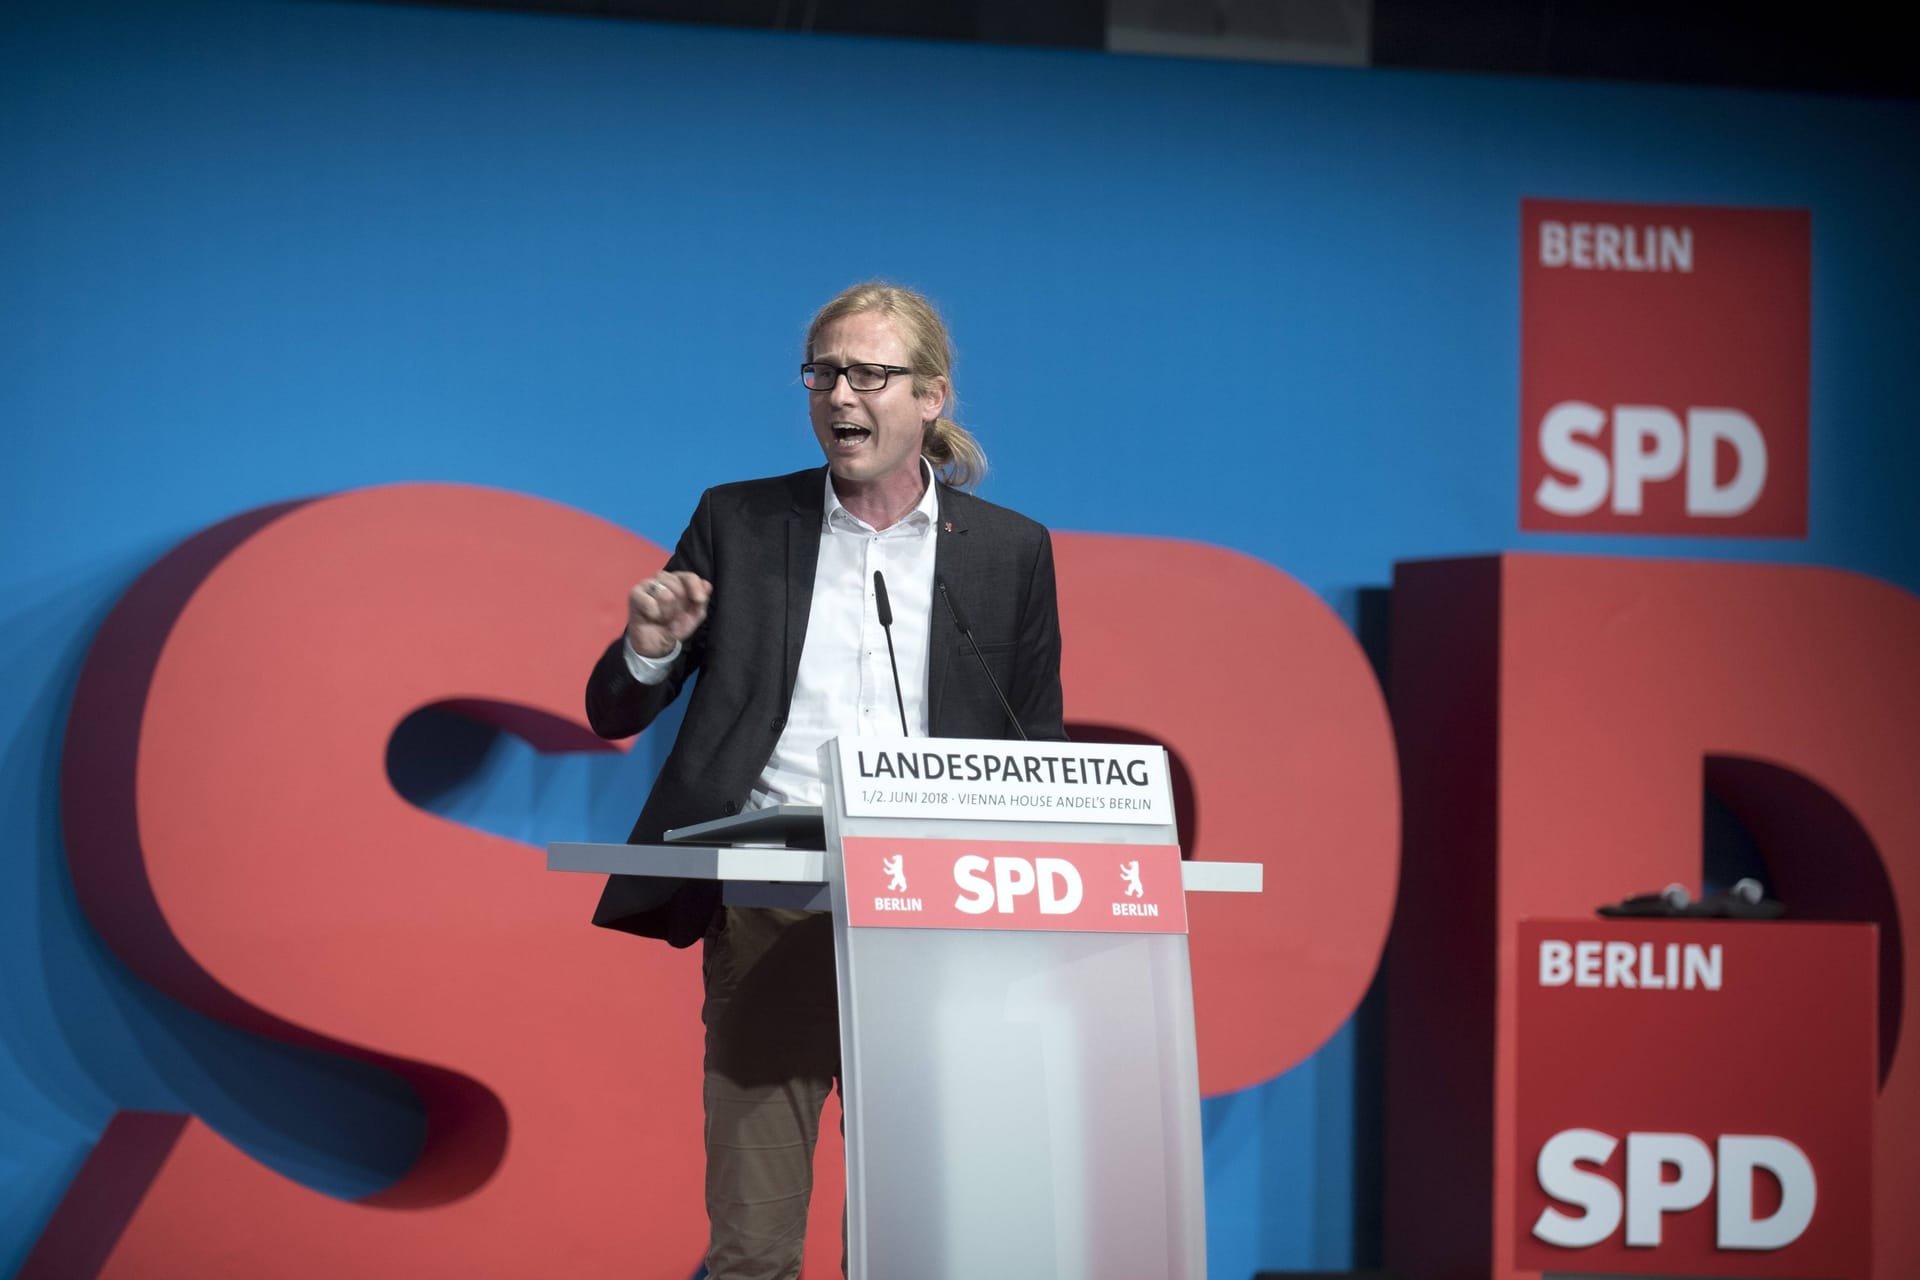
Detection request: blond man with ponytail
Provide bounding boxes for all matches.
[585,282,1065,1278]
[802,280,988,492]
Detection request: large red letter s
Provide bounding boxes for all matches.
[44,499,1401,1276]
[50,485,713,1276]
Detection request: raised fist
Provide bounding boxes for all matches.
[626,570,711,659]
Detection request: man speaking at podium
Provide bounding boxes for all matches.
[584,282,1066,1279]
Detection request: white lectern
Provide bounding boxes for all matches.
[549,736,1260,1280]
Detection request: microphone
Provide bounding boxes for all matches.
[873,571,910,736]
[1598,878,1784,919]
[1654,883,1693,910]
[1597,883,1691,917]
[1692,876,1783,918]
[937,578,1027,741]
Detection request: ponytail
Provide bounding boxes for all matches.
[923,416,986,490]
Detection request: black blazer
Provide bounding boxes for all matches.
[585,466,1067,946]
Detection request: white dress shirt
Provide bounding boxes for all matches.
[624,463,940,808]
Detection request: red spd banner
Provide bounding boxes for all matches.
[841,837,1187,934]
[1520,198,1810,537]
[1513,919,1874,1278]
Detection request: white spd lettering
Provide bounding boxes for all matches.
[1535,402,1766,519]
[953,855,1083,915]
[1532,1129,1816,1251]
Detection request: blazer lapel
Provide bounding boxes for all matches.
[782,470,826,709]
[929,485,969,730]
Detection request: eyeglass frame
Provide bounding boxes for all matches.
[799,362,915,393]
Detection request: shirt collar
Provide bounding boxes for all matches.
[823,457,939,535]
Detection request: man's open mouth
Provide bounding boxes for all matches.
[831,424,871,444]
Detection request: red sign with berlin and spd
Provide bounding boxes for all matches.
[1520,198,1810,537]
[841,836,1187,934]
[1513,918,1874,1278]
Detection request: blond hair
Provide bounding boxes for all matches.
[805,281,987,490]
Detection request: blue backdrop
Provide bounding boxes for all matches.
[3,1,1917,1275]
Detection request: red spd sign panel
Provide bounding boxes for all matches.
[1513,919,1874,1278]
[841,837,1187,934]
[1520,198,1810,537]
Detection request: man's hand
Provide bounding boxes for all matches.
[626,571,712,659]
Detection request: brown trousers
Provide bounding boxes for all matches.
[701,907,841,1280]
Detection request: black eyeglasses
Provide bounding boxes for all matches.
[800,362,913,392]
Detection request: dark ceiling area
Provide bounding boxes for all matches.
[1369,1,1916,100]
[372,0,1917,99]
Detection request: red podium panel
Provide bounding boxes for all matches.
[1514,919,1874,1278]
[841,836,1186,933]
